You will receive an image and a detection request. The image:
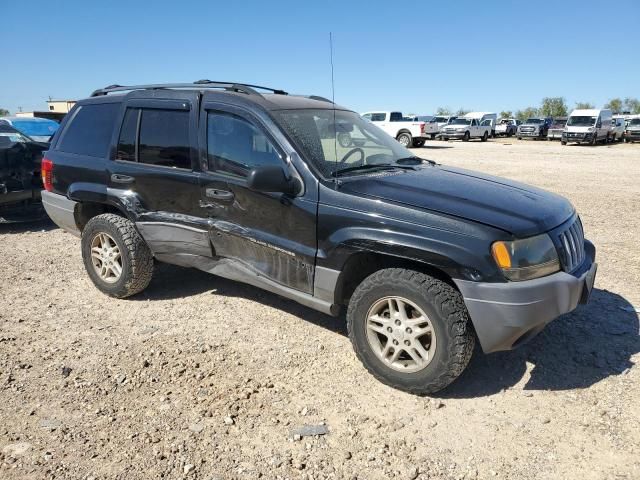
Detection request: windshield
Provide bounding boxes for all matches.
[450,118,471,125]
[0,131,30,144]
[276,109,419,177]
[567,116,596,127]
[433,116,447,123]
[499,119,513,125]
[629,119,640,126]
[11,119,59,137]
[525,118,544,124]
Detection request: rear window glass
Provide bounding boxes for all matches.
[57,103,119,157]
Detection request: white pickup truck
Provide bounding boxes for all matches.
[361,111,437,147]
[439,117,492,142]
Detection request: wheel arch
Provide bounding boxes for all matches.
[68,183,140,232]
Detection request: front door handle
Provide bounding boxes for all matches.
[111,174,135,184]
[205,188,234,201]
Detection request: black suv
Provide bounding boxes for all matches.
[41,81,597,394]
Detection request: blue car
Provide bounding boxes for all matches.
[0,116,59,143]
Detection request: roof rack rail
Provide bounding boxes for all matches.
[307,95,333,103]
[90,81,288,98]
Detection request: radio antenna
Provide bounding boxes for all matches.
[330,32,338,189]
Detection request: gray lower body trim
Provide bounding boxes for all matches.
[455,259,597,353]
[155,253,339,317]
[313,266,341,303]
[41,191,80,237]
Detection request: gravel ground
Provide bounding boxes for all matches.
[1,139,639,480]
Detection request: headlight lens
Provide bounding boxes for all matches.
[491,234,560,281]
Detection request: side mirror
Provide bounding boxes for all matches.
[247,165,302,196]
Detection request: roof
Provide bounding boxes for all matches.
[570,109,603,116]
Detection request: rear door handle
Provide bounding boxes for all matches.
[205,188,234,201]
[111,174,135,184]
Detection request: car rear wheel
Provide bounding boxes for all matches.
[397,132,412,148]
[347,268,475,394]
[412,139,425,148]
[81,213,154,298]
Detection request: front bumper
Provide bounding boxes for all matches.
[441,131,467,138]
[562,132,593,142]
[454,241,596,353]
[518,131,542,137]
[625,131,640,140]
[547,130,563,139]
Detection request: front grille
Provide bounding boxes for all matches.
[566,132,585,138]
[555,217,585,272]
[520,126,535,133]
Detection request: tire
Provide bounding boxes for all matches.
[412,139,425,148]
[430,133,436,140]
[481,132,488,142]
[442,137,449,141]
[462,131,470,142]
[590,133,597,146]
[507,130,513,137]
[397,132,412,148]
[347,268,475,395]
[81,213,154,298]
[624,136,629,143]
[561,141,567,145]
[611,133,616,143]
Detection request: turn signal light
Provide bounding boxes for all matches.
[491,242,512,269]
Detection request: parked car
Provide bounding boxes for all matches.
[547,117,568,140]
[440,116,492,141]
[517,117,553,140]
[431,115,458,140]
[411,115,441,140]
[362,111,437,147]
[0,124,47,222]
[610,117,626,142]
[495,118,519,137]
[42,81,597,395]
[562,109,612,145]
[624,117,640,143]
[464,112,498,137]
[0,117,60,143]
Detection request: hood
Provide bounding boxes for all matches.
[340,165,574,237]
[565,125,594,133]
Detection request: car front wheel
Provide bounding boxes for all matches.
[347,268,475,395]
[81,213,154,298]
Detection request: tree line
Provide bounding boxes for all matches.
[434,97,640,122]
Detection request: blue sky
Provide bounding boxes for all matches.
[1,0,638,115]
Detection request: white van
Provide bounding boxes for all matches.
[464,112,498,137]
[562,109,612,145]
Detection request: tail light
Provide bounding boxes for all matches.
[41,157,53,191]
[420,123,425,134]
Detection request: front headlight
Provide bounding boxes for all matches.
[491,234,560,281]
[587,127,594,132]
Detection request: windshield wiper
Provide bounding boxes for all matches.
[331,164,411,177]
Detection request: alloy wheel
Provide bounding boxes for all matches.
[365,296,437,373]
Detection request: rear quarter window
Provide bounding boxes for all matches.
[57,103,119,157]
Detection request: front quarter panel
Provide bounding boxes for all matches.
[317,183,509,283]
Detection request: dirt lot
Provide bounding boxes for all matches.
[1,139,639,480]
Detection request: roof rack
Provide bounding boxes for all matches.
[90,80,288,97]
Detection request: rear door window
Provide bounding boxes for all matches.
[58,103,119,157]
[138,109,191,169]
[116,108,139,162]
